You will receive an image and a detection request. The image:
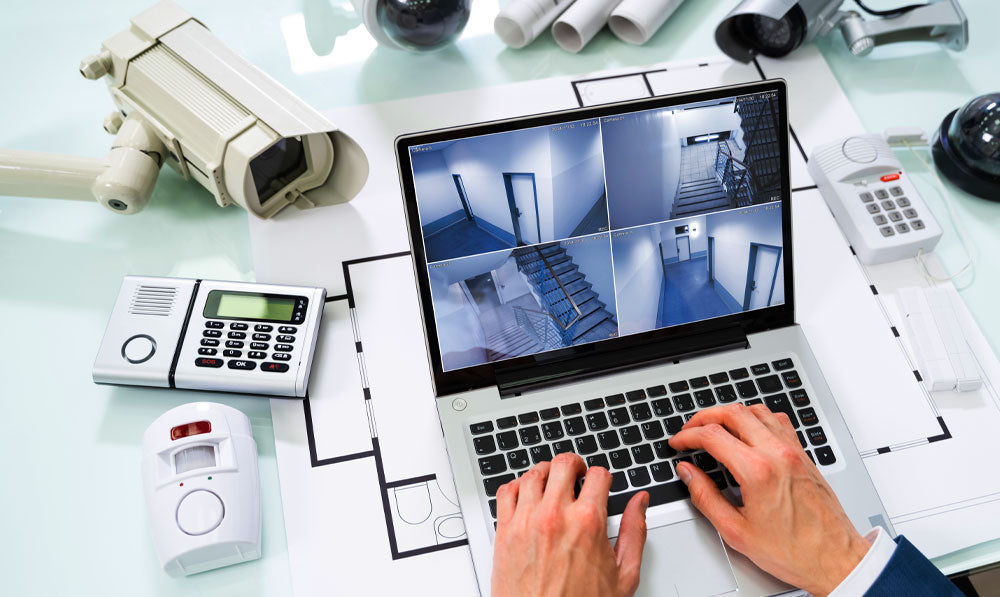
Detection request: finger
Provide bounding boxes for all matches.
[542,453,587,505]
[668,424,754,483]
[517,461,552,507]
[747,404,799,447]
[676,462,745,548]
[614,492,649,597]
[577,465,613,510]
[681,404,773,446]
[496,478,520,527]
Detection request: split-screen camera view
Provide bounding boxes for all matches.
[410,91,786,372]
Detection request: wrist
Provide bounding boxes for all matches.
[811,532,871,597]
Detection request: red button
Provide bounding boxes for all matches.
[880,173,900,182]
[195,357,223,368]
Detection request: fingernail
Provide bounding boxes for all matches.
[677,463,692,485]
[641,492,650,510]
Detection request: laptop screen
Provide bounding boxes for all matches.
[407,88,786,374]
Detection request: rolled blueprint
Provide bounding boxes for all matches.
[495,0,577,49]
[552,0,624,53]
[608,0,686,45]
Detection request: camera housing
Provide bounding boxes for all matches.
[351,0,472,53]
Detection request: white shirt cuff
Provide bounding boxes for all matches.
[827,526,897,597]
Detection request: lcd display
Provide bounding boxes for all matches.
[213,292,295,321]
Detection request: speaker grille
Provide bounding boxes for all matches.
[129,285,178,316]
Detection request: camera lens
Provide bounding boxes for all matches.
[947,93,1000,178]
[733,6,807,58]
[250,138,308,204]
[375,0,471,52]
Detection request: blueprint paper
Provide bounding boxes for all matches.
[250,47,1000,595]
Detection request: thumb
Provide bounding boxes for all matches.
[677,462,744,546]
[614,491,649,597]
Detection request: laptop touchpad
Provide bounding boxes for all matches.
[629,517,738,597]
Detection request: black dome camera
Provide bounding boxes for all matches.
[933,93,1000,200]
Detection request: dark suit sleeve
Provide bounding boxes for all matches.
[864,535,962,596]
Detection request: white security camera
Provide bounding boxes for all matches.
[350,0,472,52]
[0,0,368,218]
[715,0,968,63]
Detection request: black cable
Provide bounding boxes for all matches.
[853,0,927,17]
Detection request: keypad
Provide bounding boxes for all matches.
[201,318,296,373]
[856,181,924,241]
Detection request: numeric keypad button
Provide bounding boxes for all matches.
[253,333,271,341]
[255,324,273,332]
[230,322,248,330]
[250,342,268,350]
[201,338,219,347]
[248,351,266,359]
[205,321,224,329]
[228,331,246,339]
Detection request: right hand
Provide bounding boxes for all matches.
[668,403,870,597]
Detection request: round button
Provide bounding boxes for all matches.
[121,334,156,364]
[176,490,224,536]
[451,398,468,411]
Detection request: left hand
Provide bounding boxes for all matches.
[490,453,650,597]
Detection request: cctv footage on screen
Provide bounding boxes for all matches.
[410,92,786,372]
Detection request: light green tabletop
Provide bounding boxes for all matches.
[1,1,997,594]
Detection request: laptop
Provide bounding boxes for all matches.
[395,80,892,597]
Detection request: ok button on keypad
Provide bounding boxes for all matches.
[228,359,256,371]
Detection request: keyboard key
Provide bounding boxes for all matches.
[650,462,674,482]
[629,403,652,422]
[684,413,697,422]
[737,381,758,399]
[198,347,217,356]
[561,403,583,416]
[673,393,695,412]
[675,454,694,466]
[489,499,497,519]
[609,449,633,470]
[248,351,266,360]
[565,417,586,436]
[518,412,539,425]
[627,466,651,487]
[519,426,542,446]
[254,324,273,332]
[695,452,718,471]
[542,421,565,441]
[815,446,837,466]
[798,407,818,427]
[479,455,506,476]
[205,321,224,329]
[605,393,626,406]
[729,368,750,380]
[646,385,667,397]
[715,385,738,403]
[584,398,605,411]
[751,363,770,375]
[797,431,807,449]
[586,454,610,470]
[539,408,560,421]
[641,421,665,440]
[203,329,222,338]
[497,416,517,429]
[586,412,609,431]
[897,197,911,207]
[668,380,690,393]
[745,398,763,406]
[806,426,828,446]
[195,357,223,368]
[690,376,710,389]
[275,344,293,352]
[276,334,295,343]
[484,474,515,497]
[694,390,716,408]
[272,352,291,361]
[631,444,654,464]
[611,471,629,492]
[912,219,925,230]
[725,470,739,488]
[278,326,297,334]
[757,375,782,394]
[653,440,677,460]
[201,338,219,347]
[651,398,674,417]
[772,358,793,371]
[664,416,684,435]
[470,421,493,435]
[859,191,874,202]
[764,393,799,428]
[709,372,730,384]
[507,450,530,469]
[228,359,255,370]
[598,431,621,450]
[708,471,728,490]
[782,370,803,388]
[225,340,244,349]
[607,481,689,516]
[553,440,575,455]
[620,426,642,445]
[875,189,889,199]
[790,389,810,407]
[530,445,554,464]
[252,333,271,341]
[626,389,647,402]
[608,407,630,426]
[474,436,496,455]
[496,431,518,450]
[575,435,599,455]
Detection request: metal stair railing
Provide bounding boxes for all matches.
[714,142,756,208]
[513,306,566,350]
[513,246,584,345]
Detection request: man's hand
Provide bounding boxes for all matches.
[491,453,649,597]
[669,403,870,597]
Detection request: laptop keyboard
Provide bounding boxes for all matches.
[469,356,838,523]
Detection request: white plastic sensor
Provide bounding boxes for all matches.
[898,286,981,392]
[0,1,369,218]
[142,402,260,577]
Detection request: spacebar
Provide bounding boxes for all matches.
[607,481,690,516]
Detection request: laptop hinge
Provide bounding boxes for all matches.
[495,326,750,398]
